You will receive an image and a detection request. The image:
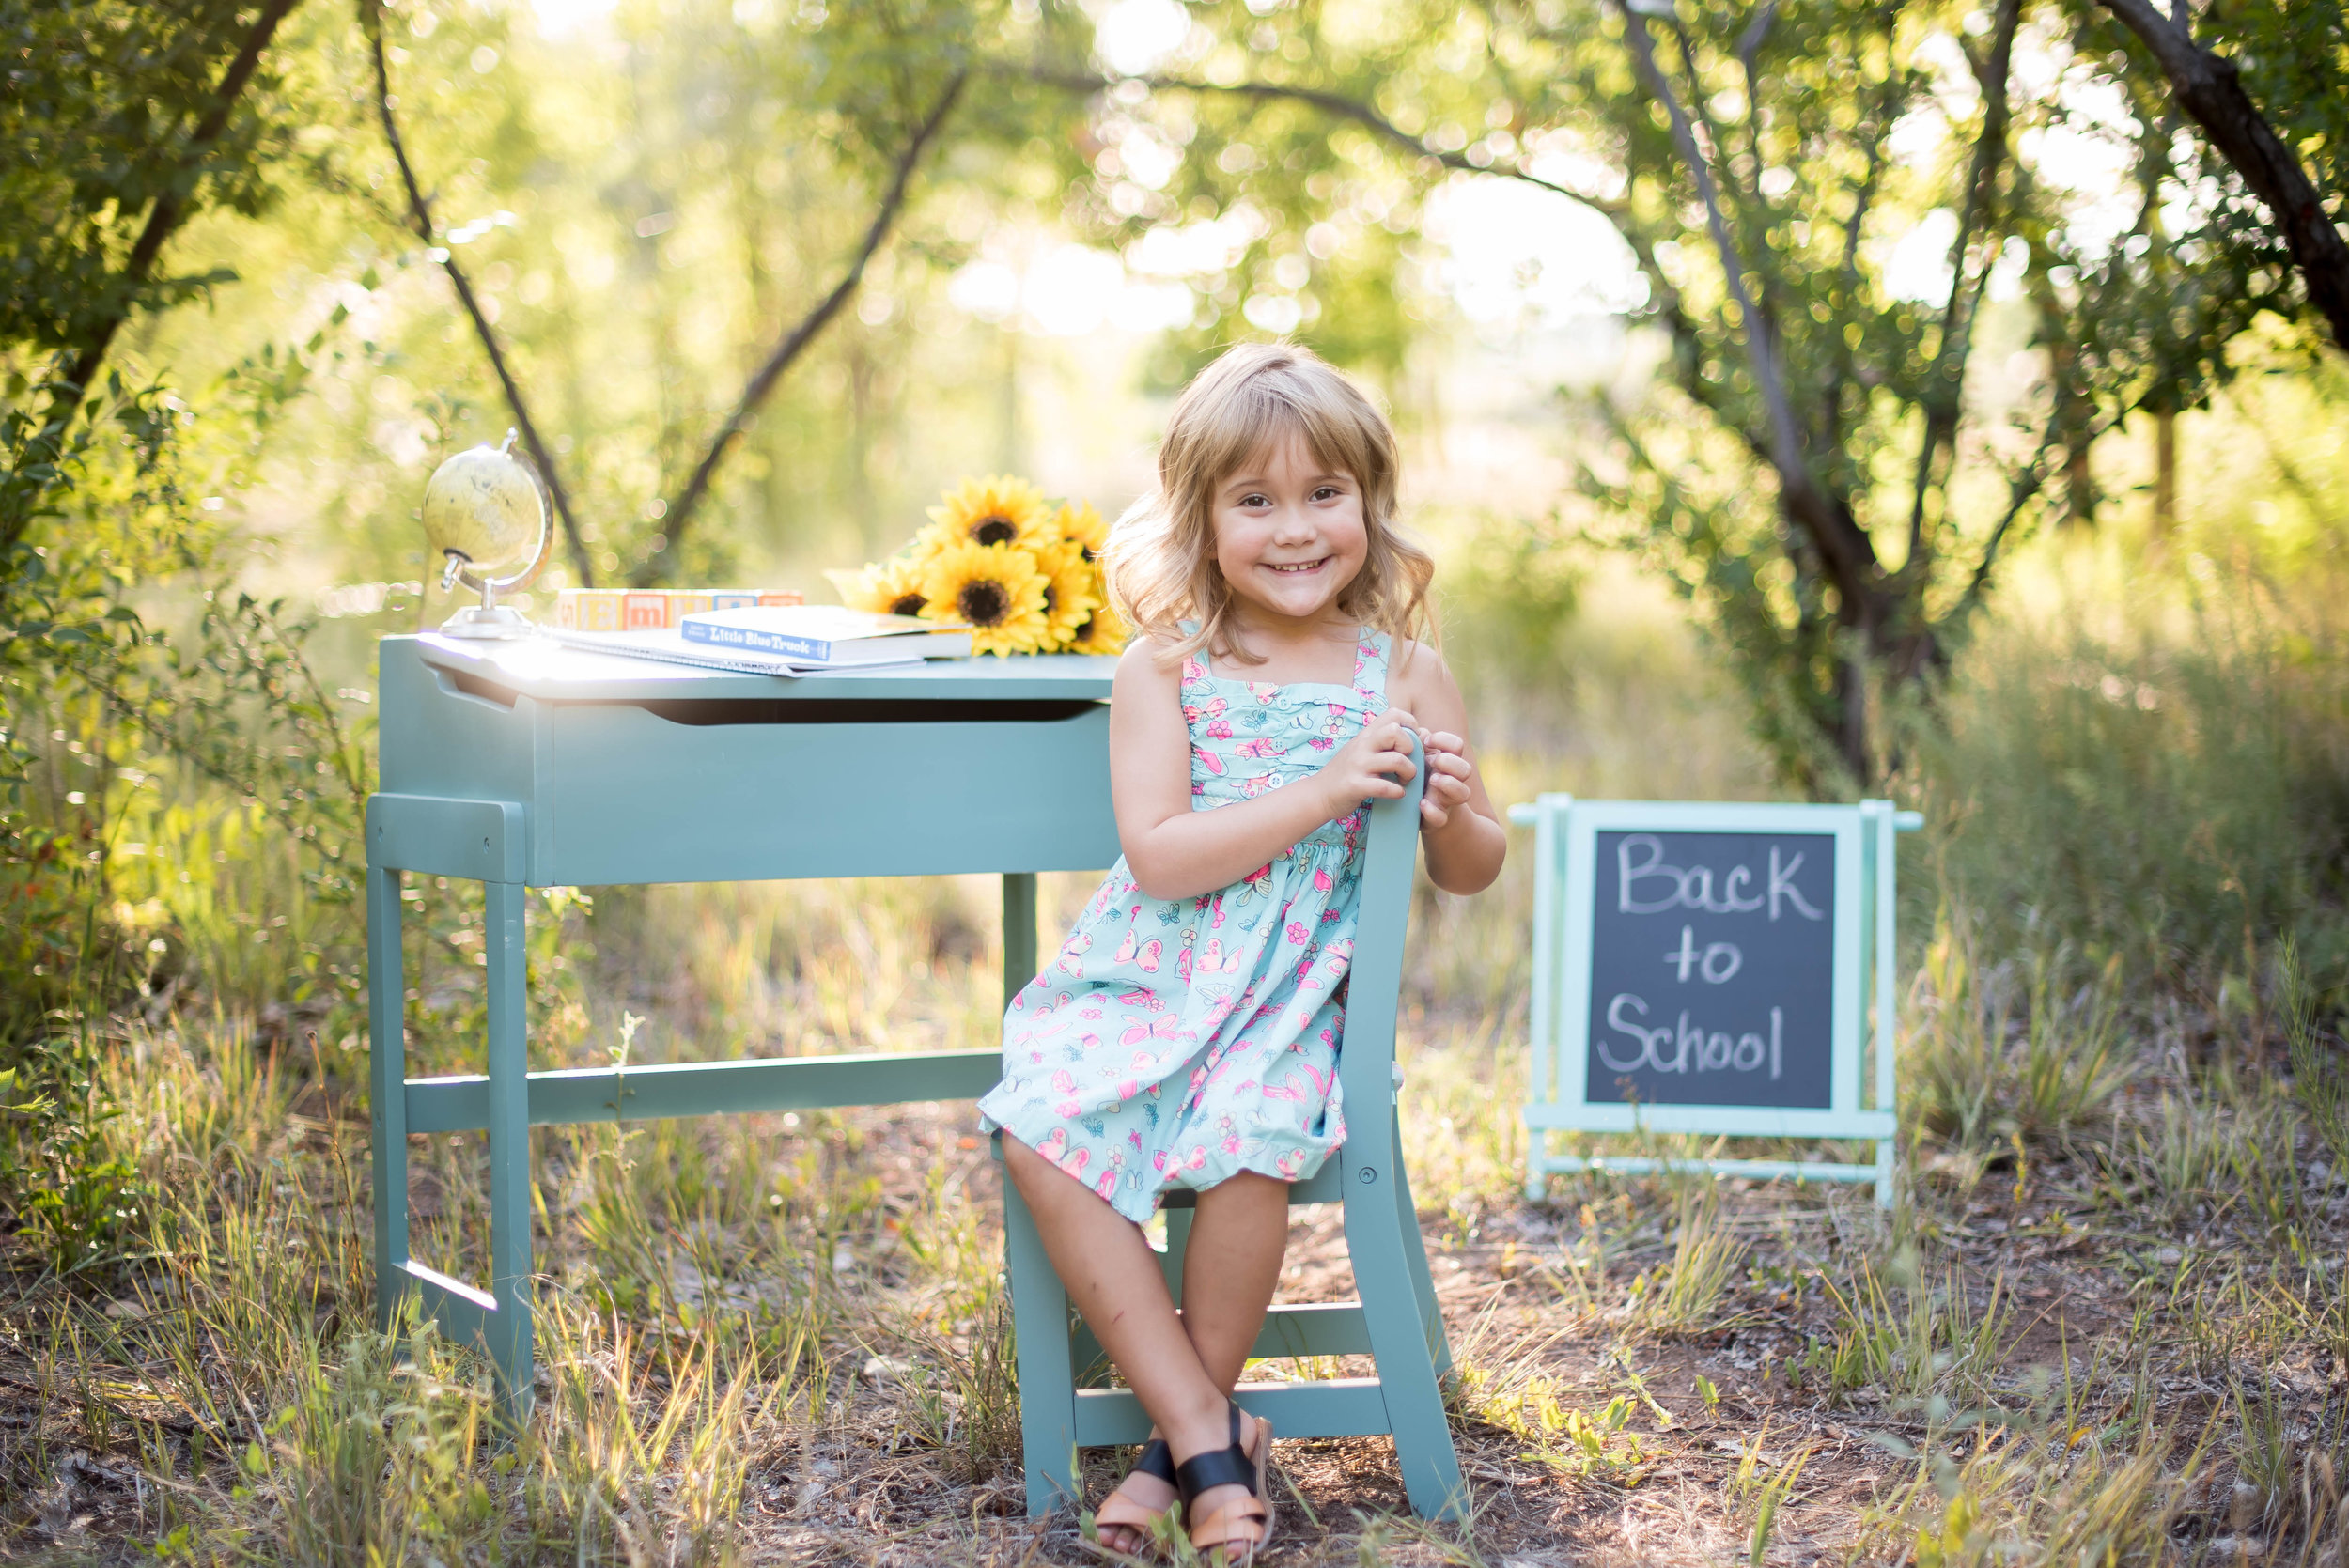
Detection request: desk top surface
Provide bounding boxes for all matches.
[404,632,1119,703]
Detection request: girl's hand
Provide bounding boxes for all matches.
[1317,707,1421,819]
[1416,729,1476,831]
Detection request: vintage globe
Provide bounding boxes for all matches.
[425,432,545,577]
[421,429,551,638]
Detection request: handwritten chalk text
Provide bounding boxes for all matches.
[1617,835,1825,922]
[1597,994,1783,1079]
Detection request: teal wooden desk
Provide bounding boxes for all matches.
[369,631,1461,1520]
[367,632,1121,1405]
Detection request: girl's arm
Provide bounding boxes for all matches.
[1390,641,1507,896]
[1110,638,1424,902]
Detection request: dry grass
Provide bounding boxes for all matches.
[5,867,2348,1567]
[7,561,2348,1565]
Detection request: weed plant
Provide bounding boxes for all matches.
[15,441,2349,1561]
[1910,528,2349,1007]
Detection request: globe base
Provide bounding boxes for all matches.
[439,603,537,640]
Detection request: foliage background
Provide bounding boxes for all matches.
[4,0,2349,1559]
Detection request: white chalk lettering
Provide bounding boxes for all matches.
[1617,836,1686,915]
[1662,924,1743,984]
[1599,993,1657,1072]
[1616,834,1808,919]
[1767,848,1825,922]
[1599,992,1789,1079]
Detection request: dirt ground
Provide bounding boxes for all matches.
[0,1072,2327,1567]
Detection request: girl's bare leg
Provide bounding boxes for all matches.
[1002,1137,1265,1546]
[1092,1172,1292,1546]
[1179,1172,1290,1388]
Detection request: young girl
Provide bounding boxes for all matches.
[977,342,1505,1562]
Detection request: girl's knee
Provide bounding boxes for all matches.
[1214,1169,1289,1200]
[1000,1133,1050,1184]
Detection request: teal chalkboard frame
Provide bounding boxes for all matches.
[1505,797,1922,1206]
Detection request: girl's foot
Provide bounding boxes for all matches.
[1176,1405,1273,1565]
[1094,1436,1179,1558]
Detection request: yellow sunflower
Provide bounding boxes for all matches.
[1055,499,1108,562]
[1063,593,1129,656]
[926,474,1052,551]
[919,539,1051,655]
[1034,536,1101,649]
[826,555,930,619]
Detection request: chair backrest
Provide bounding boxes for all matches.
[1333,733,1426,1137]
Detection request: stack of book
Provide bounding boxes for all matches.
[546,604,970,675]
[555,587,802,630]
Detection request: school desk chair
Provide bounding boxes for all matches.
[998,734,1467,1523]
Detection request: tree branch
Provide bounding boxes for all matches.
[644,70,968,583]
[1951,404,2081,624]
[1008,64,1625,215]
[364,0,597,587]
[2095,0,2349,350]
[51,0,303,411]
[10,0,304,555]
[1671,18,1752,208]
[1818,85,1896,460]
[1904,0,2018,570]
[1609,0,1877,595]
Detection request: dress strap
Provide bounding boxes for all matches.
[1351,629,1390,706]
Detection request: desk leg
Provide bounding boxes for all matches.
[1002,873,1037,1013]
[1002,1172,1080,1515]
[368,865,408,1331]
[485,879,536,1423]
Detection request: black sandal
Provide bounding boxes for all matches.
[1176,1404,1273,1565]
[1094,1437,1180,1556]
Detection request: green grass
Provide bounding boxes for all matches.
[14,442,2349,1561]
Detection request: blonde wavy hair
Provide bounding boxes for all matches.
[1103,341,1435,667]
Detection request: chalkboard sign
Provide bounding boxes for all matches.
[1504,798,1919,1205]
[1587,829,1836,1110]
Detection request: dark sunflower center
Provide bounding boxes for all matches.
[957,580,1010,626]
[1042,584,1057,613]
[973,516,1018,546]
[1070,614,1096,644]
[888,591,926,616]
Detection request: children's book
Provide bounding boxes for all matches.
[679,605,972,664]
[540,627,921,676]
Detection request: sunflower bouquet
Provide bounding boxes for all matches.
[827,474,1128,656]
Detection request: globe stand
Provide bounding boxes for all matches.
[438,565,539,641]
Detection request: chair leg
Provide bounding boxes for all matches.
[1390,1111,1452,1379]
[485,880,536,1427]
[367,864,409,1333]
[1343,1132,1467,1523]
[1002,1172,1081,1516]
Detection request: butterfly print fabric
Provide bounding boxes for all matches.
[976,630,1392,1220]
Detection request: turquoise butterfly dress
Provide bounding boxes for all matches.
[978,629,1392,1222]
